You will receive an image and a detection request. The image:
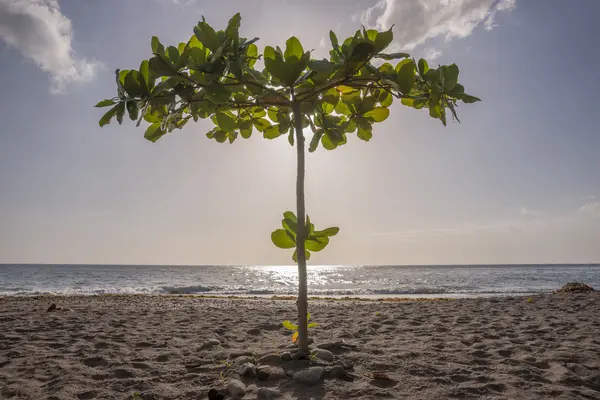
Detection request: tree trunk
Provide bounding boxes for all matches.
[292,100,309,356]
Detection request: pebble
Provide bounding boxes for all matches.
[226,379,246,398]
[239,362,256,378]
[292,367,324,385]
[280,352,292,361]
[256,387,281,400]
[257,353,281,366]
[208,388,225,400]
[234,356,253,366]
[311,349,334,362]
[257,366,286,381]
[330,365,346,379]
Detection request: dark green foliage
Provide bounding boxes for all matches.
[96,12,480,261]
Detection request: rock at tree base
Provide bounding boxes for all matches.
[257,353,282,366]
[311,349,334,362]
[293,367,324,385]
[239,362,256,378]
[280,352,292,361]
[257,366,286,381]
[208,388,225,400]
[256,387,281,400]
[226,379,246,398]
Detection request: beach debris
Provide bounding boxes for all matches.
[280,352,292,361]
[554,282,596,294]
[335,358,354,371]
[238,362,256,378]
[257,366,286,381]
[292,366,324,385]
[201,338,221,349]
[256,387,282,400]
[311,349,334,362]
[257,353,282,366]
[226,379,246,398]
[207,388,225,400]
[46,303,73,312]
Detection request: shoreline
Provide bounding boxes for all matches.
[2,293,600,399]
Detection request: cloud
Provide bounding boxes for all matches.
[579,202,600,219]
[373,201,599,242]
[424,47,443,61]
[0,0,99,94]
[355,0,516,51]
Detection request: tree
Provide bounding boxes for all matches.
[96,13,480,356]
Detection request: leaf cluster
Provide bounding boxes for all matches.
[271,211,339,262]
[96,13,480,150]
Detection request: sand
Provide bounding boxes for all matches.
[1,293,600,399]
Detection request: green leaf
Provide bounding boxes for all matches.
[396,59,416,95]
[98,104,119,127]
[349,41,376,61]
[246,43,258,67]
[115,102,126,124]
[282,320,298,331]
[149,56,174,78]
[309,129,323,153]
[226,13,241,41]
[443,63,459,91]
[284,36,303,61]
[305,236,329,252]
[253,118,271,132]
[292,249,311,263]
[272,229,296,249]
[144,122,166,142]
[329,30,339,49]
[307,322,318,328]
[139,60,151,89]
[239,120,253,138]
[205,84,231,104]
[418,58,429,76]
[213,130,227,143]
[459,94,481,103]
[264,125,282,139]
[126,101,139,121]
[375,52,409,60]
[123,71,144,98]
[283,211,297,224]
[357,126,373,141]
[151,36,165,56]
[313,227,339,237]
[364,107,390,123]
[95,99,116,108]
[374,26,393,52]
[424,69,440,84]
[194,17,220,52]
[321,133,337,150]
[215,112,237,132]
[288,131,294,146]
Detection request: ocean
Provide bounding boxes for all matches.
[0,264,598,298]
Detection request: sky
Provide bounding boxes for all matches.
[0,0,598,266]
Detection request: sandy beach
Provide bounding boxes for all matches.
[1,293,599,399]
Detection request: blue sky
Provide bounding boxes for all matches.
[0,0,598,265]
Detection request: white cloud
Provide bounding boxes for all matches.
[424,47,443,61]
[0,0,99,94]
[579,202,600,219]
[356,0,516,51]
[519,207,541,217]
